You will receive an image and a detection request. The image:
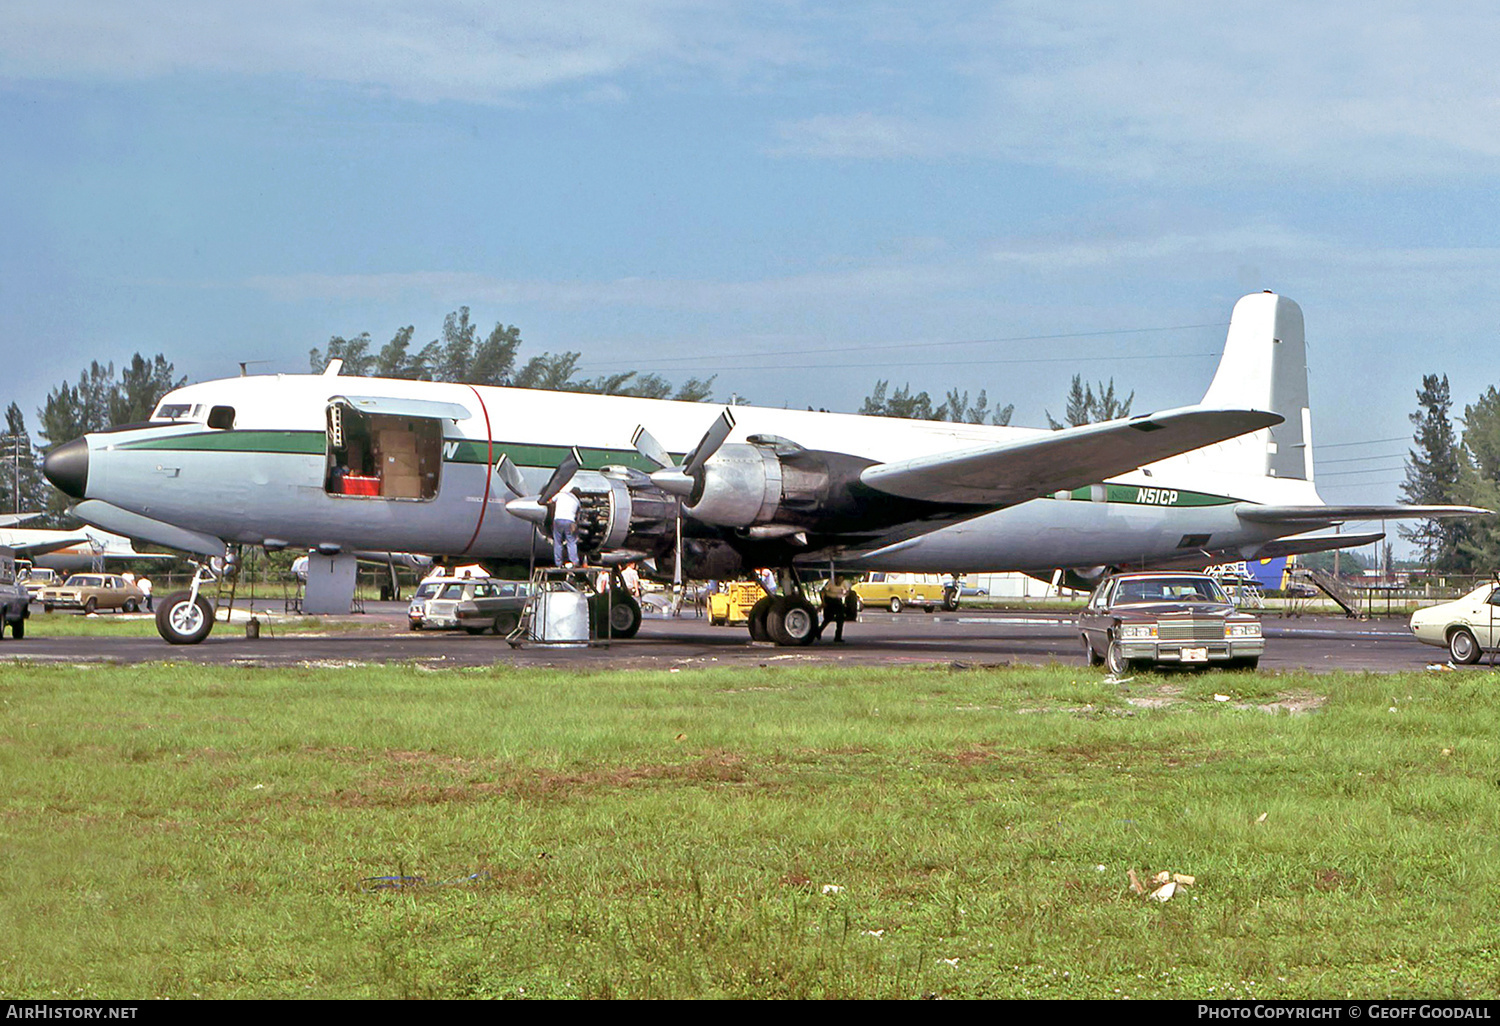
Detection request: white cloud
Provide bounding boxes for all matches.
[773,1,1500,180]
[241,227,1500,314]
[0,0,764,103]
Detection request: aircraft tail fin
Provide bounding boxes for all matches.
[1198,291,1313,482]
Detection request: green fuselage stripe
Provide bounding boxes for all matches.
[1059,483,1237,507]
[115,432,1243,505]
[116,430,669,472]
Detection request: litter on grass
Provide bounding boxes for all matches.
[1128,868,1196,902]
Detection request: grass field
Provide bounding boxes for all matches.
[1,660,1498,999]
[13,613,370,638]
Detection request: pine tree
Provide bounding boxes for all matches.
[1400,374,1468,572]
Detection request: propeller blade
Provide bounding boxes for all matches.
[494,454,528,498]
[682,409,735,477]
[537,447,583,504]
[631,425,675,469]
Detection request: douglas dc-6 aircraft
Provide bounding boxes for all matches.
[42,292,1484,645]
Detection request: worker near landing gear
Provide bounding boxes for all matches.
[551,486,581,567]
[820,577,850,642]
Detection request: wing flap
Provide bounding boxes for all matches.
[859,406,1281,506]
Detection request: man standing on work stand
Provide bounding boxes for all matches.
[552,485,581,567]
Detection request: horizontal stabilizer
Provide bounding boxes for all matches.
[1237,504,1491,525]
[860,406,1282,506]
[1251,531,1387,559]
[1120,530,1386,572]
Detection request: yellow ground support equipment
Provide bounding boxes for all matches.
[708,580,766,625]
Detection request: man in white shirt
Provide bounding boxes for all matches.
[551,487,581,567]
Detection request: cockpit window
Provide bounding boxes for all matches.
[154,403,203,421]
[207,405,236,430]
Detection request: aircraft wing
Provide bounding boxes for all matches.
[0,512,41,528]
[8,533,92,559]
[859,406,1282,506]
[1236,504,1491,524]
[1135,530,1388,571]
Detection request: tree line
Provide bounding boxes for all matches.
[1401,374,1500,572]
[4,306,1136,525]
[307,307,716,401]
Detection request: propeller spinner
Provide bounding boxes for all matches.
[497,448,583,523]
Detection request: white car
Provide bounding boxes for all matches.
[1409,583,1500,664]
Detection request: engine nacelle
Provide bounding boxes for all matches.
[571,474,678,555]
[681,443,832,530]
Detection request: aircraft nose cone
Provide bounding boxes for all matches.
[43,437,90,499]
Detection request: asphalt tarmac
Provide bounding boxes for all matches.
[4,603,1489,673]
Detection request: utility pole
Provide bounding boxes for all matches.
[0,433,29,514]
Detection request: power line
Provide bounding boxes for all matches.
[1318,464,1407,478]
[1318,451,1408,466]
[1315,436,1408,450]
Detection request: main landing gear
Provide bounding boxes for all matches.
[745,569,822,647]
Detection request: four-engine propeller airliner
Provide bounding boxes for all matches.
[42,292,1486,645]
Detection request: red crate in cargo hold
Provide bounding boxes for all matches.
[342,475,381,495]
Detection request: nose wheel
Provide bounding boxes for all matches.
[155,560,218,645]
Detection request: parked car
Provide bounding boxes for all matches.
[0,547,29,639]
[17,565,61,601]
[1079,571,1264,674]
[39,573,146,614]
[409,576,534,635]
[1409,583,1500,664]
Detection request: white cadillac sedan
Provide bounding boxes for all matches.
[1410,583,1500,664]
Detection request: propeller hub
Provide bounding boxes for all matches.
[504,498,549,524]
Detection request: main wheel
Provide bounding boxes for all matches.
[1105,637,1133,676]
[767,597,819,646]
[8,617,21,640]
[608,595,642,639]
[888,596,903,613]
[156,590,215,645]
[942,590,960,612]
[1449,628,1482,665]
[747,596,774,642]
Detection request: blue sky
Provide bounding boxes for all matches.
[3,1,1497,525]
